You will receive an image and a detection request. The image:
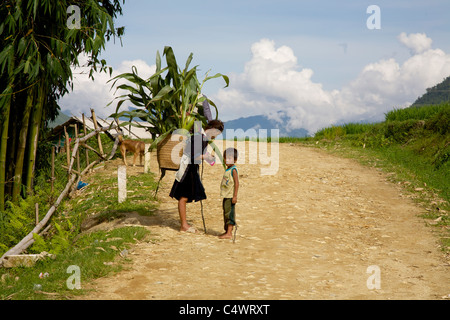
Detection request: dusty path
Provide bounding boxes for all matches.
[80,142,449,300]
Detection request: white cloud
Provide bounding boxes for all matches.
[59,55,155,119]
[398,32,432,55]
[213,33,450,134]
[341,47,450,122]
[214,39,337,132]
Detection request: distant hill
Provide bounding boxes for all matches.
[221,113,309,139]
[411,76,450,107]
[47,111,71,129]
[50,111,311,139]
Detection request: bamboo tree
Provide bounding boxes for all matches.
[12,86,34,202]
[5,105,18,197]
[25,80,45,194]
[0,41,16,211]
[0,0,126,205]
[0,97,11,212]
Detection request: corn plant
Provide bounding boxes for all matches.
[109,46,229,149]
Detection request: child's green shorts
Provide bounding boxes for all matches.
[222,198,236,231]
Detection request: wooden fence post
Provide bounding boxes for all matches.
[144,143,151,174]
[82,113,90,167]
[74,124,81,176]
[118,165,127,203]
[64,126,70,177]
[91,109,104,157]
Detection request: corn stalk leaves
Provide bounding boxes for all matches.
[109,46,228,135]
[205,72,230,88]
[209,140,226,169]
[147,85,173,105]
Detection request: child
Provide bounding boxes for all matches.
[219,148,239,239]
[169,120,224,233]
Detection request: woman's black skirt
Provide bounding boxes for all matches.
[169,164,206,203]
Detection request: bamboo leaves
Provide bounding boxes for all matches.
[0,44,13,75]
[0,0,126,207]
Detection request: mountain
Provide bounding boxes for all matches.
[411,76,450,107]
[50,111,310,139]
[221,113,309,139]
[47,111,71,129]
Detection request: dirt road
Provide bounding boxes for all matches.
[80,142,449,300]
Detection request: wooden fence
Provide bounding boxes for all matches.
[0,111,120,267]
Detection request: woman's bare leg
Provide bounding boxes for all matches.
[178,197,190,231]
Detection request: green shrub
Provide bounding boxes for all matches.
[425,107,450,135]
[385,119,425,143]
[0,199,36,255]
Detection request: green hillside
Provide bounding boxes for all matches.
[411,76,450,107]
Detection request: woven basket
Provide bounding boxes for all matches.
[156,133,185,170]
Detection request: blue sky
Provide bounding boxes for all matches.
[60,0,450,134]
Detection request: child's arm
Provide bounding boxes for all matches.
[232,168,239,204]
[193,153,212,162]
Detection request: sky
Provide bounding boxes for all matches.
[59,0,450,135]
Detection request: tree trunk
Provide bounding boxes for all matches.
[12,87,34,203]
[25,81,45,194]
[0,97,11,211]
[0,52,16,210]
[6,108,17,197]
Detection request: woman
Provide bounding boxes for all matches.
[169,120,224,232]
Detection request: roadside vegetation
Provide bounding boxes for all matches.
[0,134,159,300]
[0,225,151,300]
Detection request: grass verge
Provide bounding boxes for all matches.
[0,226,152,300]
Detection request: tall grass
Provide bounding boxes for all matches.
[314,122,376,140]
[314,103,449,140]
[385,103,450,121]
